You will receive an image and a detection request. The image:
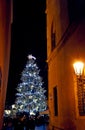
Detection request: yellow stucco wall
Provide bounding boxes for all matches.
[47,0,85,129]
[0,0,12,129]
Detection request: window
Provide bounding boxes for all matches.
[53,86,58,116]
[51,21,56,51]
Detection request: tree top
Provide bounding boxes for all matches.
[27,54,36,60]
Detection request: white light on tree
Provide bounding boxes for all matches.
[4,110,11,116]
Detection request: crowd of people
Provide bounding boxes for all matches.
[2,113,49,130]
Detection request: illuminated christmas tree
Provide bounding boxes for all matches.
[14,54,47,116]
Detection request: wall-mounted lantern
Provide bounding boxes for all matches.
[73,61,85,116]
[73,61,84,76]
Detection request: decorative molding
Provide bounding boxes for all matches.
[47,22,79,64]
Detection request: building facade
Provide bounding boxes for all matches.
[46,0,85,130]
[0,0,12,129]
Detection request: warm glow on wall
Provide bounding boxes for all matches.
[73,61,85,116]
[73,61,84,75]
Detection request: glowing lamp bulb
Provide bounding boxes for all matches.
[73,61,84,75]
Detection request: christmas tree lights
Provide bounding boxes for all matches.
[14,54,47,116]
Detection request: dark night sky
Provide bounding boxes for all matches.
[6,0,48,106]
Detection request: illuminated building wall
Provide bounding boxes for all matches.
[0,0,12,129]
[46,0,85,130]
